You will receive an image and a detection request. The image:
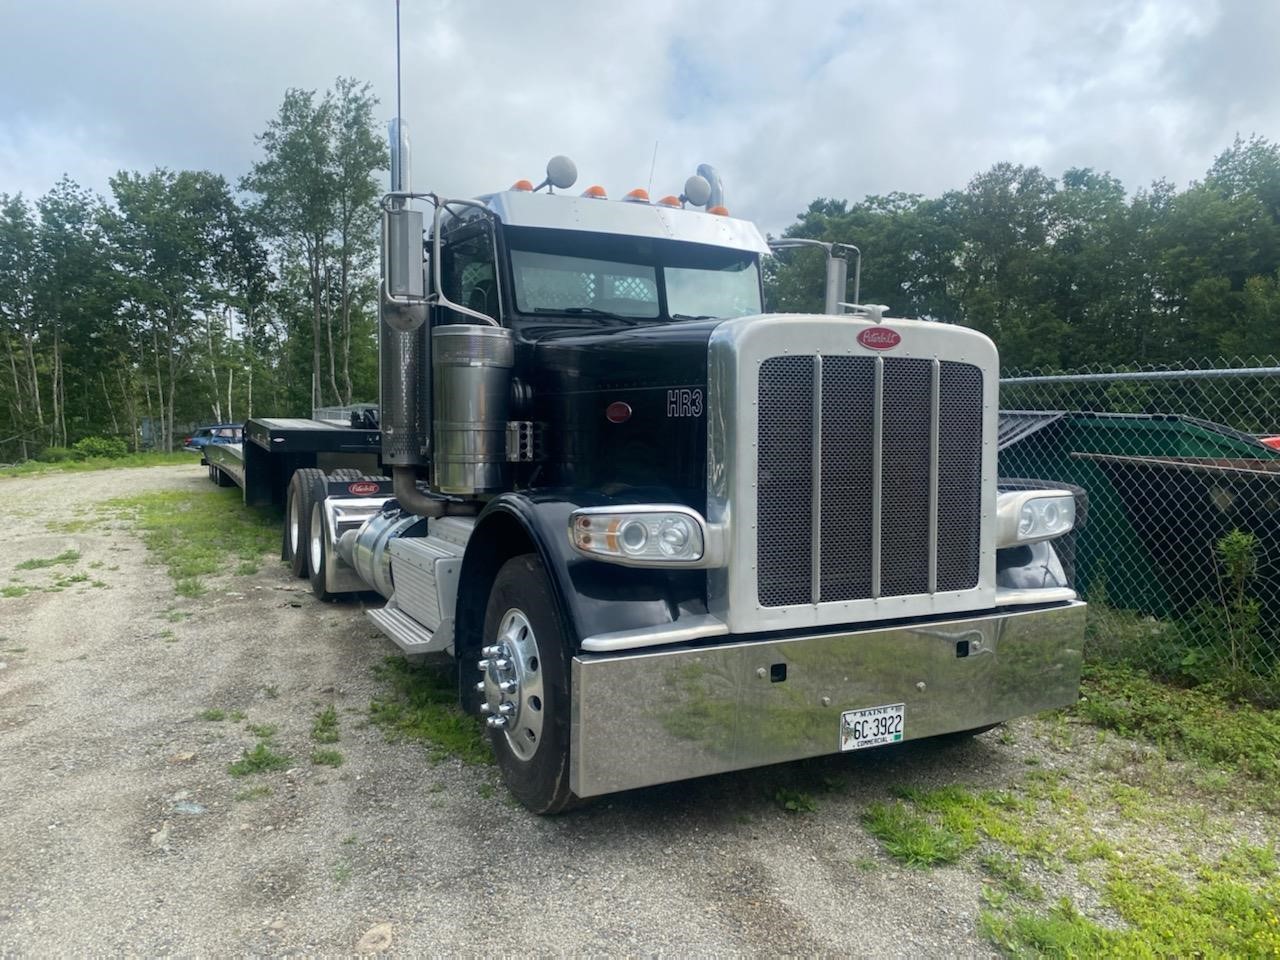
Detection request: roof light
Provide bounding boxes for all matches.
[657,195,681,208]
[510,179,534,192]
[623,188,650,203]
[708,205,730,216]
[582,185,607,199]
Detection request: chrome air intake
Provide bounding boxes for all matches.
[337,507,426,599]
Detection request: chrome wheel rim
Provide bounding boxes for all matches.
[288,491,301,556]
[478,608,545,762]
[309,501,324,576]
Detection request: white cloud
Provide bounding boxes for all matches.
[1,0,1277,232]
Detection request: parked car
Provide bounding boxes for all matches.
[183,424,243,463]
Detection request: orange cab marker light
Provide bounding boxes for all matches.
[708,205,730,216]
[657,195,681,207]
[623,188,650,203]
[511,179,534,191]
[582,185,607,199]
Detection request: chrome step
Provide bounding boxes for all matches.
[367,604,449,656]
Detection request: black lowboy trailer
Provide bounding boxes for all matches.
[207,121,1088,814]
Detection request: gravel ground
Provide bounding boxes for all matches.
[0,464,1270,956]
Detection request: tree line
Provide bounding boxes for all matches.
[0,77,384,461]
[767,135,1280,370]
[1,73,1278,461]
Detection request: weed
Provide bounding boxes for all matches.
[229,709,246,722]
[369,657,491,764]
[159,629,176,642]
[862,800,975,867]
[235,560,259,576]
[0,451,192,479]
[163,609,190,623]
[16,549,80,570]
[264,684,279,700]
[1,585,29,598]
[233,784,272,802]
[101,488,276,597]
[55,572,88,585]
[311,748,344,768]
[477,781,495,799]
[980,852,1044,902]
[854,857,878,872]
[333,861,352,886]
[341,835,357,846]
[1079,663,1280,785]
[774,787,816,813]
[247,723,277,739]
[89,560,103,569]
[91,579,107,588]
[197,708,226,722]
[311,706,340,743]
[228,742,290,777]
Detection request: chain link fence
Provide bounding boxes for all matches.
[999,357,1280,703]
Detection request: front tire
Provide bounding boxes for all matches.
[480,554,576,815]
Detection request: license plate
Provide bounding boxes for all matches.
[840,703,905,751]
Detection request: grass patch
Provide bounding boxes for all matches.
[15,549,80,570]
[862,800,976,867]
[228,741,290,777]
[1,585,29,598]
[197,708,226,722]
[774,787,817,813]
[102,487,276,596]
[369,657,491,764]
[312,705,340,743]
[247,722,277,739]
[983,847,1280,958]
[1079,663,1280,785]
[311,748,344,768]
[0,451,192,479]
[233,784,272,802]
[229,709,246,722]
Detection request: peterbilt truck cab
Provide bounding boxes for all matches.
[299,140,1086,813]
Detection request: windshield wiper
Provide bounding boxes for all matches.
[670,313,718,321]
[532,306,648,324]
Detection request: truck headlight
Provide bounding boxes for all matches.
[570,506,708,566]
[996,490,1076,547]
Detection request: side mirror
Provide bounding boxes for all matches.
[384,206,425,300]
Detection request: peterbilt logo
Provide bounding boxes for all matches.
[347,481,379,495]
[667,388,704,417]
[857,327,901,350]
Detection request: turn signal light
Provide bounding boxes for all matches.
[582,185,607,199]
[623,188,650,203]
[511,179,534,191]
[708,204,730,216]
[657,195,681,207]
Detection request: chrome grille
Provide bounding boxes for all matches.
[757,357,814,607]
[756,355,984,607]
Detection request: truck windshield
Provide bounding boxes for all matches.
[505,227,761,325]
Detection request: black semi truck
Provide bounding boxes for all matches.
[206,127,1086,813]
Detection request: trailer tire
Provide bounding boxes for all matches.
[307,499,340,601]
[481,554,577,815]
[213,465,232,487]
[328,468,362,482]
[284,467,327,578]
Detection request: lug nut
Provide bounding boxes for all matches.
[497,702,515,716]
[493,658,511,671]
[477,659,491,671]
[498,680,517,694]
[482,645,501,657]
[474,681,487,694]
[480,702,492,714]
[486,716,507,729]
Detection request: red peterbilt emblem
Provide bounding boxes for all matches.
[347,481,379,495]
[857,327,901,350]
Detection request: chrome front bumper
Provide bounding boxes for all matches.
[569,600,1086,798]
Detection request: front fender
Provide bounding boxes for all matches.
[467,490,708,651]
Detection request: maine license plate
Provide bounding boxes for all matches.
[840,703,905,751]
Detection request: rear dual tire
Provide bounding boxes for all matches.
[284,468,327,578]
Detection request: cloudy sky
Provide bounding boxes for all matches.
[2,0,1277,232]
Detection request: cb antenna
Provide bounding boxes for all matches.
[395,0,402,132]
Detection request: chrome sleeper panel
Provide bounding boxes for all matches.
[570,601,1085,798]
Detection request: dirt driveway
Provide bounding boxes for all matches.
[0,465,1273,956]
